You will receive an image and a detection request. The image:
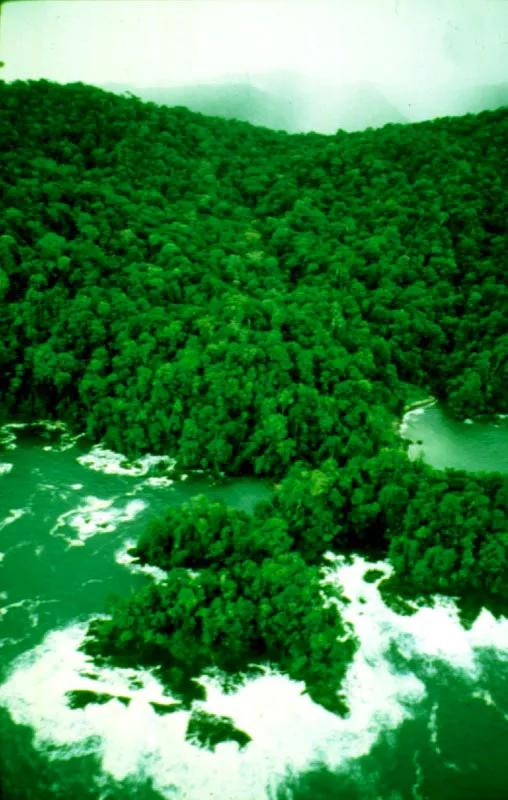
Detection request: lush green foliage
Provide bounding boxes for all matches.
[84,542,356,715]
[133,495,291,569]
[185,708,252,752]
[2,79,508,716]
[65,690,131,709]
[387,467,508,594]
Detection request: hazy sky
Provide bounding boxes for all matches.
[1,0,507,91]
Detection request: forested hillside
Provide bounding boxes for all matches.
[1,79,507,714]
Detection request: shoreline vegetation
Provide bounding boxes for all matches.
[1,79,507,721]
[403,396,437,414]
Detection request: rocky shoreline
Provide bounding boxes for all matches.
[402,396,437,414]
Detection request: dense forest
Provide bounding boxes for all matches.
[1,79,507,715]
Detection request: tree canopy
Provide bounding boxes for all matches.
[1,79,507,717]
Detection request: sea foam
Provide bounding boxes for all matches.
[49,496,146,546]
[77,446,176,478]
[1,555,506,799]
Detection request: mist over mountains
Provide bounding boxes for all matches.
[387,80,508,122]
[100,72,408,134]
[100,70,508,134]
[102,81,301,133]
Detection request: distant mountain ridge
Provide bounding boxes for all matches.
[246,70,410,132]
[100,73,409,134]
[100,72,508,135]
[100,81,300,132]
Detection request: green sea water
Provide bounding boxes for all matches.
[0,414,507,800]
[401,403,508,474]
